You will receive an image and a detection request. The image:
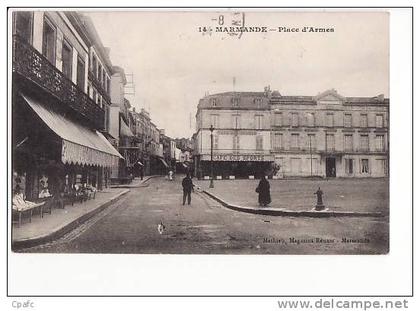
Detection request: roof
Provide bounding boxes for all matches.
[21,93,123,167]
[270,89,389,105]
[198,91,270,110]
[210,91,266,97]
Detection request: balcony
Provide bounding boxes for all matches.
[12,35,105,130]
[88,70,111,104]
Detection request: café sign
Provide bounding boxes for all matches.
[201,154,274,162]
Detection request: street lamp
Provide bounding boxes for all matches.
[309,134,313,177]
[306,112,314,177]
[209,124,215,188]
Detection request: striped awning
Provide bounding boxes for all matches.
[21,93,123,168]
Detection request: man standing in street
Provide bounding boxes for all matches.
[182,173,194,205]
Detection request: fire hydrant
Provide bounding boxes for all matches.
[314,187,325,211]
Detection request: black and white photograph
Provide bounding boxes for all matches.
[10,10,390,255]
[5,4,416,304]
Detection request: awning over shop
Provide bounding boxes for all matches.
[120,119,134,137]
[21,94,123,168]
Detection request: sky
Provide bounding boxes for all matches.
[84,11,389,139]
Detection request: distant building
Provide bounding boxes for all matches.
[270,89,389,178]
[194,90,273,178]
[194,88,389,179]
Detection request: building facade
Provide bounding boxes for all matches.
[194,88,389,179]
[12,11,122,200]
[194,91,273,179]
[270,89,389,178]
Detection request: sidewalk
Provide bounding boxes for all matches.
[110,175,157,188]
[195,179,386,218]
[12,187,129,249]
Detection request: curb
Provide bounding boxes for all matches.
[110,176,158,188]
[202,190,383,218]
[12,189,130,250]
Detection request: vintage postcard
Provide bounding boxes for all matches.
[10,9,389,255]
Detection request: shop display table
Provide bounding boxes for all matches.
[12,201,45,227]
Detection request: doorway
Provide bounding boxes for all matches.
[326,157,336,177]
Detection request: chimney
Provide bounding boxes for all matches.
[376,94,384,101]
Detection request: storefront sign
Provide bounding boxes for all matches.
[201,154,274,162]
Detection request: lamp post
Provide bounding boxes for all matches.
[306,112,314,177]
[309,134,313,177]
[209,124,214,188]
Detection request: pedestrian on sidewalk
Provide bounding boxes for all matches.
[182,173,194,205]
[256,175,271,207]
[139,166,144,180]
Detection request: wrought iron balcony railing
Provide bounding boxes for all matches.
[88,70,111,104]
[12,35,105,130]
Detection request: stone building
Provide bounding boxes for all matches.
[194,90,274,179]
[12,11,122,200]
[270,89,389,178]
[194,88,389,179]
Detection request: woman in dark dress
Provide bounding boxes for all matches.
[256,176,271,207]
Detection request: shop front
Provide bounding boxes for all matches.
[13,93,123,201]
[198,154,275,179]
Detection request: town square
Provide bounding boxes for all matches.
[11,11,389,255]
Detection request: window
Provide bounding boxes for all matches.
[344,114,352,127]
[107,78,111,95]
[213,134,218,150]
[273,133,283,150]
[375,135,385,151]
[344,134,353,151]
[376,114,384,128]
[14,12,33,43]
[210,98,217,107]
[98,64,102,82]
[345,159,354,174]
[255,114,263,129]
[307,134,315,150]
[326,134,335,151]
[233,135,240,151]
[92,56,97,76]
[92,89,97,103]
[360,114,368,127]
[255,98,263,106]
[256,135,263,150]
[232,114,241,129]
[361,159,369,173]
[360,135,369,151]
[210,114,219,128]
[42,18,56,65]
[376,159,387,175]
[274,112,283,126]
[306,113,315,127]
[291,113,299,127]
[103,71,106,89]
[326,113,334,127]
[291,133,300,149]
[232,97,240,106]
[77,57,86,90]
[291,158,302,173]
[62,40,73,80]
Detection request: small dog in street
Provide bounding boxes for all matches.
[157,221,166,235]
